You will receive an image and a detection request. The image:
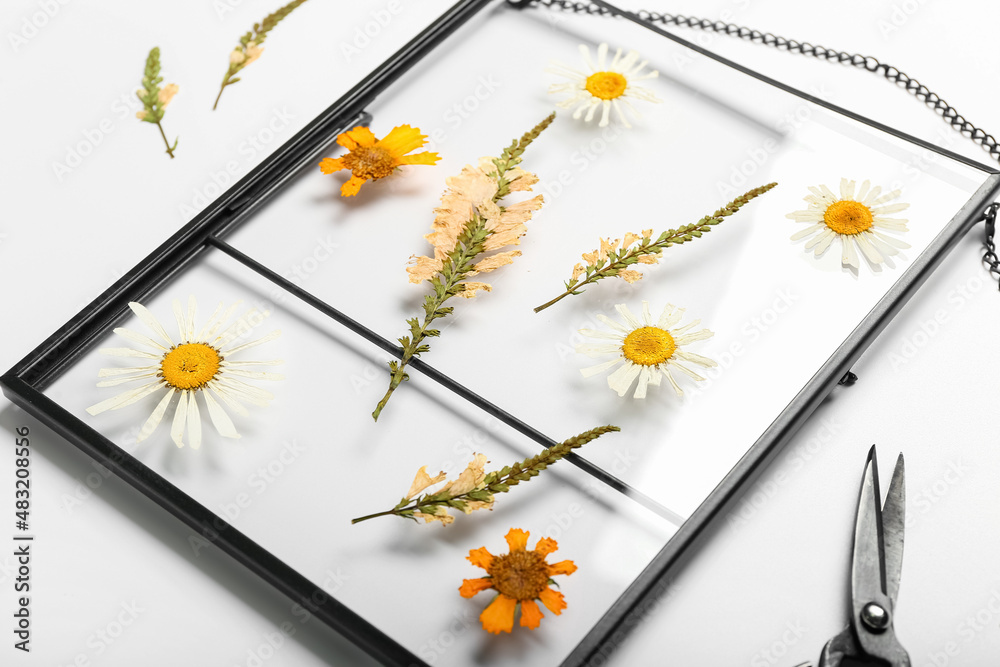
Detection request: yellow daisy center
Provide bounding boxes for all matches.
[487,550,549,601]
[343,145,396,181]
[160,343,221,390]
[824,200,874,235]
[585,71,627,100]
[622,326,676,366]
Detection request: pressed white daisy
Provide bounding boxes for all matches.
[86,296,283,449]
[547,43,661,128]
[786,178,911,269]
[577,302,716,399]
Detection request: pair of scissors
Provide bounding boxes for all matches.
[798,445,910,667]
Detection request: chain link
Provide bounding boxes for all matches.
[528,0,1000,288]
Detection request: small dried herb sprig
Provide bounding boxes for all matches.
[213,0,309,110]
[351,425,619,525]
[533,182,778,312]
[135,47,179,159]
[371,113,555,422]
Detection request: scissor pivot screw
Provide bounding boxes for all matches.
[860,602,890,632]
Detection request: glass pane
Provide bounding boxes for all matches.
[43,248,675,667]
[222,1,990,522]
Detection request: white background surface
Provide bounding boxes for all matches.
[2,1,1000,666]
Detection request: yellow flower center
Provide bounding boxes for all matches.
[824,200,874,235]
[343,145,396,181]
[622,326,676,366]
[585,71,627,100]
[159,343,221,390]
[487,550,549,601]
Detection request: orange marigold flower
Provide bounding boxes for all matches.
[459,528,576,634]
[318,124,440,197]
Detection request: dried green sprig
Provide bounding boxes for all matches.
[371,113,556,422]
[135,47,179,159]
[213,0,310,110]
[351,425,619,525]
[533,182,778,312]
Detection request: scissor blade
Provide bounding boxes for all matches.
[852,446,887,610]
[882,454,906,606]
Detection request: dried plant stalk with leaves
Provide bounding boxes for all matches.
[534,182,778,312]
[371,112,555,422]
[213,0,309,110]
[135,47,179,159]
[351,425,619,525]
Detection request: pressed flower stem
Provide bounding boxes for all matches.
[156,121,176,159]
[533,182,778,313]
[371,112,556,422]
[351,425,619,524]
[212,81,228,111]
[371,218,488,422]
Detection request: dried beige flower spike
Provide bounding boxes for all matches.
[534,183,778,312]
[351,425,619,525]
[135,47,179,159]
[370,113,555,422]
[213,0,310,110]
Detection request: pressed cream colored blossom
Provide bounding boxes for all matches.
[461,529,577,634]
[577,302,716,398]
[351,426,618,525]
[548,43,661,128]
[786,178,910,269]
[86,296,283,449]
[370,114,554,421]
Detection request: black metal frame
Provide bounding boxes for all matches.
[4,1,998,665]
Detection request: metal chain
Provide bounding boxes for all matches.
[528,0,1000,288]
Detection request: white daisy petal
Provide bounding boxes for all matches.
[871,202,909,215]
[855,233,884,265]
[137,389,175,443]
[813,230,837,256]
[791,223,824,241]
[203,389,240,439]
[223,369,285,381]
[659,305,683,329]
[98,365,158,377]
[667,359,707,381]
[873,230,911,249]
[576,343,625,357]
[222,329,281,356]
[673,350,717,367]
[633,366,652,399]
[641,301,653,325]
[97,371,159,387]
[99,347,161,360]
[607,362,641,397]
[615,304,641,329]
[580,358,623,378]
[195,301,225,342]
[842,234,859,268]
[113,327,168,351]
[128,301,174,347]
[596,313,630,334]
[661,366,684,396]
[857,180,871,202]
[172,299,188,343]
[171,390,189,448]
[86,381,163,415]
[187,392,202,450]
[209,385,249,417]
[578,329,624,341]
